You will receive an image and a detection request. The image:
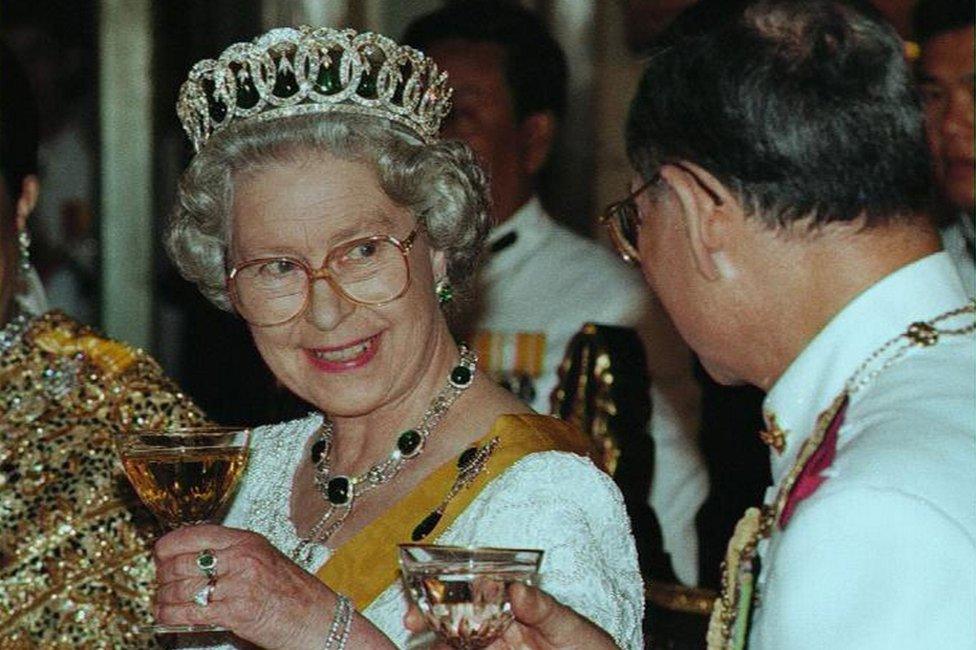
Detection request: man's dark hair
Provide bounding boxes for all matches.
[403,0,567,120]
[648,0,753,50]
[626,0,931,229]
[913,0,974,45]
[0,41,40,199]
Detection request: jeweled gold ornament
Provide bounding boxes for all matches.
[177,26,453,152]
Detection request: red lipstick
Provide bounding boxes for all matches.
[304,333,381,373]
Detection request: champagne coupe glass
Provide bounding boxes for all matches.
[114,426,251,634]
[398,544,544,649]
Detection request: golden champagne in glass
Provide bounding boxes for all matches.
[114,426,250,634]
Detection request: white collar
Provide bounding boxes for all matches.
[957,211,975,245]
[483,196,554,278]
[763,252,969,484]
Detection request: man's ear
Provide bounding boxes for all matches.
[661,162,738,281]
[518,111,557,177]
[15,175,39,231]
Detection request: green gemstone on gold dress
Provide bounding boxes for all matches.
[411,509,443,541]
[457,446,478,469]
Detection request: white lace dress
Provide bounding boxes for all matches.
[183,413,644,649]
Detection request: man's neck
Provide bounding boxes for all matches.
[744,219,942,390]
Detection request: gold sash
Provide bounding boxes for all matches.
[315,413,593,608]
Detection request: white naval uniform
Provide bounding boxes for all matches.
[750,253,976,649]
[469,196,707,585]
[941,214,975,297]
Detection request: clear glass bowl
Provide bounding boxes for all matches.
[398,544,544,649]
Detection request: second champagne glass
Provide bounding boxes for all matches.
[114,425,251,634]
[399,544,544,649]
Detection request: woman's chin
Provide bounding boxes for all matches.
[295,368,392,417]
[307,389,388,418]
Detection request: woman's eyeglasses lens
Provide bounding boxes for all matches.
[232,237,410,326]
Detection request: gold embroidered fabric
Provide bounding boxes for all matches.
[758,411,788,454]
[550,323,650,475]
[707,393,846,650]
[0,311,205,649]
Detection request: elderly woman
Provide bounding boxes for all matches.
[0,43,203,647]
[153,27,643,649]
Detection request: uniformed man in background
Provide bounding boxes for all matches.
[404,0,708,587]
[914,0,974,295]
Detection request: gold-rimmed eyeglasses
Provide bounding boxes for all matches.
[228,228,418,327]
[599,173,660,265]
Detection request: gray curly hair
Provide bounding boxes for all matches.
[167,113,491,311]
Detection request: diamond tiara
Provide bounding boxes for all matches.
[176,26,453,152]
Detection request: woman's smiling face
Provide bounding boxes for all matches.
[228,152,447,417]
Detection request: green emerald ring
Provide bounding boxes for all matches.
[196,549,217,578]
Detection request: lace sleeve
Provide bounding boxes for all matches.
[439,451,645,649]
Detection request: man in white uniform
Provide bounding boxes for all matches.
[404,1,707,586]
[416,1,976,647]
[915,0,975,296]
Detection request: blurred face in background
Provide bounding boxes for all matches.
[424,39,533,224]
[621,0,699,52]
[918,26,975,213]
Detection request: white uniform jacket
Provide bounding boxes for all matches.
[468,197,707,584]
[941,214,975,297]
[751,253,976,649]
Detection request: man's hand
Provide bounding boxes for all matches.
[405,582,619,650]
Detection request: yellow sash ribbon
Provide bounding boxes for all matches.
[315,413,594,609]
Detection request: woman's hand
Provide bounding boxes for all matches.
[404,582,620,650]
[153,524,337,650]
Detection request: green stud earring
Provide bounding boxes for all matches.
[435,279,454,305]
